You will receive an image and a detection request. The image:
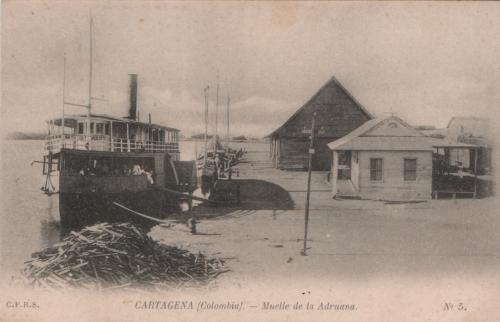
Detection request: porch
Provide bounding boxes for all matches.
[432,144,493,199]
[331,150,360,199]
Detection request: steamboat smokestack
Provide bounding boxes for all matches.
[128,74,138,120]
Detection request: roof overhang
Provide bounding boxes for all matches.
[48,113,180,132]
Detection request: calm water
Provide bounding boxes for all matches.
[0,140,197,275]
[0,139,266,276]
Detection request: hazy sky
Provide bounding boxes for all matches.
[2,1,500,137]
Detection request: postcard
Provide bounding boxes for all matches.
[1,1,499,321]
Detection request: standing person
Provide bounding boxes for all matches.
[215,154,221,179]
[457,162,464,179]
[132,163,144,175]
[145,169,154,185]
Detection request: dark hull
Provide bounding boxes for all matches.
[200,174,217,195]
[59,190,180,231]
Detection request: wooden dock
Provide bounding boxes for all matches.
[183,144,333,219]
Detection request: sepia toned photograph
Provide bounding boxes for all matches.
[1,1,499,321]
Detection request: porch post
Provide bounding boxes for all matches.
[110,121,114,152]
[331,150,339,197]
[473,147,479,198]
[277,138,281,168]
[273,138,277,167]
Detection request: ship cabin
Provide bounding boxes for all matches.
[45,113,180,158]
[42,114,197,196]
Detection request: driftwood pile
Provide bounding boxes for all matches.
[22,222,227,290]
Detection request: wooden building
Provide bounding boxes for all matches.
[422,116,492,174]
[446,117,492,174]
[328,116,435,201]
[268,76,373,171]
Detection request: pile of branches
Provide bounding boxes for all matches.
[22,222,227,291]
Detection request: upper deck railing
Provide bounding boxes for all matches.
[45,134,179,154]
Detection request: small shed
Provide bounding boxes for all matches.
[268,76,373,171]
[328,116,435,201]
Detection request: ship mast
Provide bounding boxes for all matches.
[87,15,93,138]
[203,86,210,166]
[61,16,97,136]
[214,75,219,141]
[226,94,230,151]
[61,53,66,136]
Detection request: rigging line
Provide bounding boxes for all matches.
[215,74,219,138]
[226,95,230,149]
[64,102,90,108]
[112,202,168,224]
[87,12,93,138]
[62,53,66,135]
[91,97,108,102]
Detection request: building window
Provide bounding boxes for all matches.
[404,158,417,181]
[90,122,95,134]
[96,123,104,134]
[370,158,383,181]
[78,123,84,134]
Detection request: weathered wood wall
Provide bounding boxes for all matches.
[356,151,433,200]
[270,78,372,171]
[272,137,336,170]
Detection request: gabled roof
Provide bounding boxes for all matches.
[326,117,384,150]
[267,75,373,137]
[328,116,477,151]
[446,116,488,129]
[446,116,490,144]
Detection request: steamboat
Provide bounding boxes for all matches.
[43,75,196,229]
[41,18,196,229]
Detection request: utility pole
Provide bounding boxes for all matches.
[302,112,317,256]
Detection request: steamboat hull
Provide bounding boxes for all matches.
[52,148,196,231]
[59,190,179,230]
